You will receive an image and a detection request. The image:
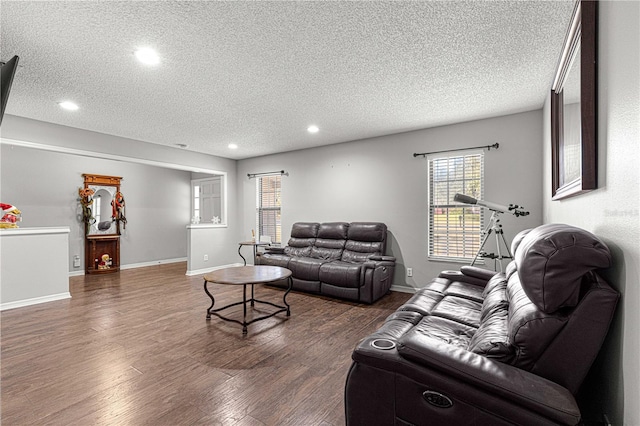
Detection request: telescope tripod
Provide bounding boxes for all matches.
[470,210,513,272]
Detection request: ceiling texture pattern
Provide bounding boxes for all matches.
[1,1,574,160]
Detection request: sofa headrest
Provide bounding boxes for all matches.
[291,222,319,238]
[348,222,387,243]
[511,228,532,255]
[515,223,611,313]
[317,222,349,239]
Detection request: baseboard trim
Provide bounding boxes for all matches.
[0,292,71,311]
[121,257,187,271]
[186,263,244,276]
[68,258,188,276]
[390,284,417,294]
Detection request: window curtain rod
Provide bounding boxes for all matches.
[247,170,287,179]
[413,143,499,158]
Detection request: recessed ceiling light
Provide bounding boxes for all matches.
[228,143,238,149]
[307,125,319,134]
[58,101,79,111]
[134,47,160,65]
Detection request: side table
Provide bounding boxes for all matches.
[238,241,271,265]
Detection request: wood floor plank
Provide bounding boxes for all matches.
[1,262,411,425]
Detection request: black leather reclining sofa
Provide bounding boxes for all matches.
[258,222,395,304]
[345,223,619,425]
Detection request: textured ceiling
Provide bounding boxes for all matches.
[1,1,574,160]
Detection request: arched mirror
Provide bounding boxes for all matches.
[81,174,123,235]
[90,186,118,234]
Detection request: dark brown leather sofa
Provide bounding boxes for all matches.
[258,222,395,303]
[345,223,619,425]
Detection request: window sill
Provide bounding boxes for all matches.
[186,223,227,229]
[428,257,484,265]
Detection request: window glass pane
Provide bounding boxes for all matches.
[256,175,282,244]
[428,152,483,262]
[191,176,225,225]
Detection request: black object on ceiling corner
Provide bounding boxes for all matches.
[1,55,20,127]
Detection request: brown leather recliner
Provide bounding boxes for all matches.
[345,224,619,425]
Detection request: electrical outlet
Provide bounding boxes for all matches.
[203,254,209,261]
[73,255,81,268]
[407,267,413,277]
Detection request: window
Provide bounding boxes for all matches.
[428,152,484,262]
[256,175,281,244]
[191,174,226,226]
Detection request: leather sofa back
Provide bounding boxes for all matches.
[506,224,618,394]
[283,222,389,263]
[342,222,388,263]
[514,223,612,313]
[311,222,349,260]
[467,224,619,394]
[284,222,319,257]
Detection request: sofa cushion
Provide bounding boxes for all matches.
[347,222,387,245]
[444,281,484,303]
[311,238,346,260]
[467,273,513,362]
[309,222,348,260]
[510,228,532,256]
[319,261,363,288]
[411,316,476,349]
[515,224,612,313]
[342,241,383,262]
[291,222,320,238]
[285,222,319,257]
[342,222,387,262]
[288,257,330,281]
[506,273,566,370]
[317,222,349,239]
[431,295,482,328]
[258,253,291,268]
[285,241,314,257]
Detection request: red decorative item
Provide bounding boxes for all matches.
[0,202,21,228]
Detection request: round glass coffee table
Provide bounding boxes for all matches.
[203,265,293,334]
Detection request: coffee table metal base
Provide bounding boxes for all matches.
[204,278,292,335]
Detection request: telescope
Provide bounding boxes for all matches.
[453,194,529,217]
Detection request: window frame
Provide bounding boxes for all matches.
[256,174,282,245]
[427,150,484,263]
[191,173,227,227]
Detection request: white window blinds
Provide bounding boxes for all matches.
[256,175,282,244]
[428,152,484,262]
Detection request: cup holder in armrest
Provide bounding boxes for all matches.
[371,338,396,350]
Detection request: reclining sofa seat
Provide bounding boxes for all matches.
[258,222,395,303]
[345,224,619,425]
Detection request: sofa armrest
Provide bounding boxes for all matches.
[263,246,286,254]
[439,265,497,287]
[392,333,580,425]
[369,255,396,262]
[363,260,396,271]
[459,265,498,281]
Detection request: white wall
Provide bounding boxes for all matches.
[1,227,70,309]
[542,1,640,423]
[0,115,240,272]
[237,110,544,290]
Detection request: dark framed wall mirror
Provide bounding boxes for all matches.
[551,0,598,200]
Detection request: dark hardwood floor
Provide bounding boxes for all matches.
[1,263,411,425]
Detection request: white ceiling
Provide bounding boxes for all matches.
[1,1,574,160]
